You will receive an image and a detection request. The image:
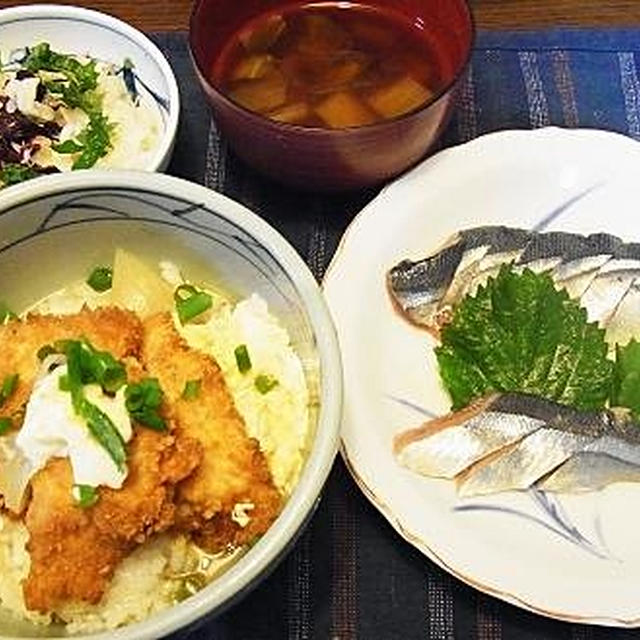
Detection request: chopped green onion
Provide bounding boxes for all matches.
[125,378,166,431]
[64,340,127,470]
[254,374,279,394]
[0,373,18,406]
[182,379,201,401]
[55,338,127,393]
[86,265,113,292]
[0,417,12,435]
[174,284,212,324]
[0,302,16,324]
[234,344,252,374]
[37,344,57,361]
[72,484,99,509]
[58,374,70,392]
[84,401,127,471]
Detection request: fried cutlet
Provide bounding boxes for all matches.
[0,308,202,611]
[23,429,201,612]
[0,307,141,424]
[141,313,282,551]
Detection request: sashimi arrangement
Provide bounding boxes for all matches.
[387,225,640,497]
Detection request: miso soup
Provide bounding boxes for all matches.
[211,3,445,128]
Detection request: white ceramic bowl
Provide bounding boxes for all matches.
[0,4,180,172]
[0,170,341,639]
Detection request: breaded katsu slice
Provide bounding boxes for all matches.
[0,307,141,423]
[142,313,282,551]
[23,429,202,612]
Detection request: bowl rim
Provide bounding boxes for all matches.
[0,3,180,172]
[188,0,475,135]
[0,170,342,640]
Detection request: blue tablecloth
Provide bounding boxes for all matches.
[152,28,640,639]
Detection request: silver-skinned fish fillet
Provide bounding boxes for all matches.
[606,280,640,347]
[393,394,546,479]
[540,452,640,493]
[580,243,640,325]
[394,393,640,497]
[387,226,631,335]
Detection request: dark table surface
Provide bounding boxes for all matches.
[148,27,640,640]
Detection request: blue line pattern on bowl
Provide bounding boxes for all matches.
[0,186,305,318]
[1,45,171,116]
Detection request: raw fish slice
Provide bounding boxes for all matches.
[514,231,584,274]
[580,243,640,325]
[540,452,640,493]
[387,226,530,331]
[386,232,464,329]
[605,280,640,347]
[553,232,621,282]
[394,392,640,497]
[457,428,595,497]
[585,427,640,465]
[393,394,546,478]
[558,265,608,301]
[454,398,638,496]
[439,226,531,309]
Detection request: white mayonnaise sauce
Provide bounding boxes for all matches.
[16,365,132,490]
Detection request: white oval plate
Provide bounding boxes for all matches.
[323,127,640,626]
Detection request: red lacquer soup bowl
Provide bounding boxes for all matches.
[189,0,473,191]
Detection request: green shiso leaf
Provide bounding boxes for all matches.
[436,264,613,411]
[612,339,640,422]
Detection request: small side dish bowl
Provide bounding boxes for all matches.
[189,0,473,191]
[0,170,341,639]
[0,4,179,176]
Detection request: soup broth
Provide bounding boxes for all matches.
[212,2,444,128]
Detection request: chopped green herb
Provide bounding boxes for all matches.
[86,265,113,292]
[0,373,18,406]
[612,339,640,422]
[174,284,212,324]
[71,112,114,170]
[254,374,279,394]
[58,374,70,392]
[125,378,166,431]
[54,338,126,393]
[64,340,127,470]
[52,139,85,154]
[72,484,99,509]
[0,163,38,186]
[25,43,114,170]
[25,42,98,108]
[182,379,201,401]
[0,302,16,324]
[234,344,252,373]
[0,417,12,435]
[436,265,613,411]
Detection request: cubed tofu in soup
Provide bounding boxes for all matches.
[315,92,376,128]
